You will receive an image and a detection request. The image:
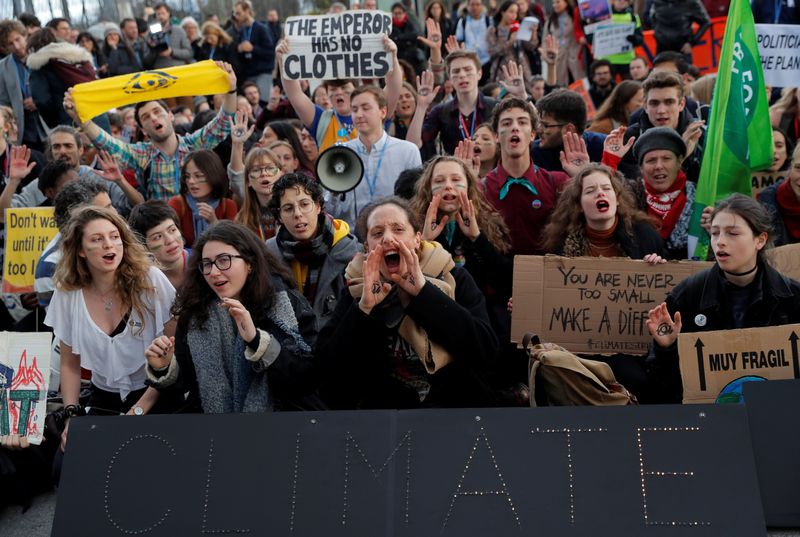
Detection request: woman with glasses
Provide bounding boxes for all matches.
[235,147,284,241]
[266,174,361,328]
[145,221,323,412]
[168,150,238,248]
[45,206,176,455]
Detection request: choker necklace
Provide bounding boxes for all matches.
[723,265,757,277]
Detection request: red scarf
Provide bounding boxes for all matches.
[643,170,687,240]
[776,180,800,241]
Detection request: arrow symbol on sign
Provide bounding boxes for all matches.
[789,331,799,379]
[695,338,706,391]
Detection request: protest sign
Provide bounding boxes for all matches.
[54,405,766,536]
[283,11,392,80]
[750,170,784,198]
[678,324,800,404]
[516,17,539,41]
[578,0,612,33]
[0,332,52,444]
[2,207,58,294]
[511,256,712,354]
[755,24,800,88]
[567,79,597,120]
[766,243,800,282]
[593,23,636,58]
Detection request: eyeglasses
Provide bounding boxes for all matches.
[199,254,245,275]
[539,122,567,130]
[248,165,281,179]
[280,199,316,217]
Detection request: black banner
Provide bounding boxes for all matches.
[53,406,766,536]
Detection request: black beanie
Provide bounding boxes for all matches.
[633,127,687,165]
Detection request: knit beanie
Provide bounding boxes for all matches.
[633,126,687,165]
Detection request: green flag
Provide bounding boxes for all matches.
[687,0,773,259]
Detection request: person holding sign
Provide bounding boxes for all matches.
[646,194,800,403]
[145,221,323,413]
[276,34,403,153]
[316,197,498,409]
[760,144,800,247]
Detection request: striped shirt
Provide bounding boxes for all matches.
[91,109,235,200]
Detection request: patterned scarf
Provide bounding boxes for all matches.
[643,170,687,240]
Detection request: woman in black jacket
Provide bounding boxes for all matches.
[145,221,323,412]
[104,28,142,77]
[390,3,426,75]
[647,194,800,403]
[198,21,239,67]
[316,197,499,409]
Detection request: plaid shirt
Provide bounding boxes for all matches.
[92,109,235,200]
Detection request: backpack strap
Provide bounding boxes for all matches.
[315,109,333,148]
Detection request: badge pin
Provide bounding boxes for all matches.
[531,199,542,209]
[694,314,707,327]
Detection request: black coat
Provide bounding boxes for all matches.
[649,262,800,403]
[106,45,142,76]
[316,266,499,409]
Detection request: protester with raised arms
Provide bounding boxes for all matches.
[646,194,800,403]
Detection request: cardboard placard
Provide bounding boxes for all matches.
[767,243,800,282]
[2,207,58,293]
[750,171,784,198]
[0,332,53,444]
[593,22,636,58]
[511,256,712,354]
[577,0,612,34]
[678,324,800,404]
[53,406,767,536]
[283,11,392,80]
[755,24,800,88]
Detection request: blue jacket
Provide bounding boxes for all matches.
[752,0,799,24]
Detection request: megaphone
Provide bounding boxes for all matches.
[315,145,364,194]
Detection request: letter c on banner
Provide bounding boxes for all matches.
[284,55,301,80]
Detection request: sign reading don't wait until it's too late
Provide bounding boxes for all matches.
[283,11,392,80]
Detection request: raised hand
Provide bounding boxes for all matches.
[538,34,558,65]
[359,244,392,314]
[0,434,30,450]
[417,18,442,50]
[423,193,449,241]
[646,303,682,348]
[559,132,590,177]
[7,145,35,182]
[63,90,80,123]
[454,139,481,176]
[229,110,254,144]
[382,34,398,57]
[198,202,218,224]
[699,205,714,233]
[389,239,426,296]
[455,189,479,241]
[499,62,527,99]
[603,126,635,160]
[95,150,124,183]
[219,297,256,342]
[445,35,464,55]
[275,38,289,61]
[415,70,440,110]
[682,120,705,160]
[145,335,175,371]
[214,61,237,91]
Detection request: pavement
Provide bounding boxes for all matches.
[1,491,799,536]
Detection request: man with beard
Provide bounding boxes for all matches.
[484,97,570,255]
[62,61,239,200]
[0,126,141,216]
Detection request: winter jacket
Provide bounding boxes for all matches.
[649,0,711,52]
[233,20,275,80]
[759,183,791,247]
[106,44,142,76]
[390,16,426,74]
[144,24,194,69]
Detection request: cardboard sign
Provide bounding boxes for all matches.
[755,24,800,88]
[0,332,52,444]
[750,171,784,198]
[511,256,712,354]
[516,16,539,41]
[593,22,636,58]
[2,207,58,293]
[53,405,767,536]
[567,79,597,120]
[767,243,800,281]
[678,324,800,404]
[578,0,612,34]
[283,11,392,80]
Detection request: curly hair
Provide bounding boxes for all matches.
[542,163,653,252]
[172,221,293,331]
[409,156,511,254]
[54,206,155,333]
[235,147,283,239]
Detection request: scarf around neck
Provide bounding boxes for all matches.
[644,170,687,240]
[776,180,800,241]
[276,213,335,264]
[185,194,220,242]
[345,241,457,374]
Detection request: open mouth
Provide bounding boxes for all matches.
[212,279,228,290]
[716,251,730,260]
[102,252,117,263]
[596,200,610,212]
[473,146,482,155]
[441,192,458,202]
[294,223,308,233]
[384,250,401,272]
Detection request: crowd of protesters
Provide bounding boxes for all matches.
[2,0,800,512]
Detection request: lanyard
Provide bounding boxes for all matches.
[209,46,216,59]
[173,152,181,195]
[458,110,476,140]
[358,138,389,199]
[242,25,253,42]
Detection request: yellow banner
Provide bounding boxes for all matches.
[3,208,58,294]
[71,60,230,123]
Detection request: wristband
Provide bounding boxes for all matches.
[227,89,237,94]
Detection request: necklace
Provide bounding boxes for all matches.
[92,286,115,312]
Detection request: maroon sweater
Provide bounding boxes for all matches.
[484,162,569,256]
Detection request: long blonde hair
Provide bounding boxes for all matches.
[54,206,155,330]
[235,147,282,239]
[409,156,511,254]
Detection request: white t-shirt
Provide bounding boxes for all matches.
[45,266,176,400]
